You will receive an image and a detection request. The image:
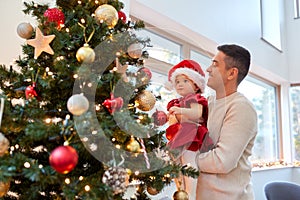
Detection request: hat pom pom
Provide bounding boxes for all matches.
[164,81,173,91]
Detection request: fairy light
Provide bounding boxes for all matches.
[95,104,100,111]
[65,178,71,184]
[115,144,121,149]
[66,28,70,33]
[15,144,19,149]
[79,176,84,181]
[92,130,97,135]
[73,74,78,79]
[24,162,31,168]
[45,118,51,124]
[39,164,43,169]
[80,18,85,24]
[134,171,140,175]
[95,0,99,4]
[84,185,90,191]
[78,1,82,4]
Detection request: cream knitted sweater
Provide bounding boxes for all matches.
[196,92,257,200]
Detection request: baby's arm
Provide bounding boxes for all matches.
[169,103,203,123]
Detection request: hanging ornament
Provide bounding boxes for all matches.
[27,27,55,59]
[49,145,78,174]
[0,181,10,197]
[126,137,140,153]
[127,43,143,59]
[151,110,168,126]
[118,10,127,23]
[17,22,34,39]
[0,133,9,157]
[146,186,160,195]
[94,4,118,28]
[102,93,123,114]
[137,67,152,84]
[135,90,156,111]
[173,190,189,200]
[76,44,95,63]
[0,98,9,157]
[115,57,129,82]
[44,8,65,28]
[25,82,38,99]
[76,23,95,63]
[102,166,129,194]
[67,94,89,116]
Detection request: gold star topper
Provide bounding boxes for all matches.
[27,27,55,59]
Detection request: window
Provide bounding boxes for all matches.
[294,0,300,18]
[136,29,181,65]
[239,77,279,162]
[290,85,300,161]
[260,0,282,50]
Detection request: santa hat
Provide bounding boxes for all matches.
[168,60,206,93]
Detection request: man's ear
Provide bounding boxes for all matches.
[228,67,238,80]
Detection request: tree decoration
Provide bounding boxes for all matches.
[25,83,38,99]
[126,137,140,153]
[135,90,156,111]
[102,93,123,114]
[0,98,9,157]
[102,166,129,194]
[94,4,118,28]
[146,186,160,195]
[115,57,129,82]
[76,23,95,63]
[173,190,189,200]
[76,44,95,63]
[44,8,65,28]
[26,27,55,59]
[151,109,168,126]
[49,145,78,174]
[67,94,89,116]
[17,22,34,39]
[0,182,10,197]
[137,67,152,81]
[127,43,143,59]
[118,10,127,23]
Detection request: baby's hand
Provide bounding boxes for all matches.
[169,106,181,115]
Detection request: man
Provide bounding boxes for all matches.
[196,44,258,200]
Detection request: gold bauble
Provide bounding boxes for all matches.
[17,22,34,39]
[0,182,10,197]
[126,137,140,153]
[147,186,160,195]
[135,90,156,111]
[94,4,118,28]
[127,43,143,59]
[76,44,95,63]
[173,190,189,200]
[0,133,9,157]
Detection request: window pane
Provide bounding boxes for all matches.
[239,77,278,162]
[260,0,282,50]
[136,29,181,65]
[294,0,300,18]
[290,86,300,160]
[190,50,211,70]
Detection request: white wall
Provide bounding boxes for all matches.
[135,0,294,83]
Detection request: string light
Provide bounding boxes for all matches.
[65,178,71,184]
[84,185,90,191]
[73,74,78,79]
[115,144,121,149]
[24,162,31,168]
[79,176,84,181]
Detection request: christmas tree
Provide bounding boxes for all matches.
[0,1,198,199]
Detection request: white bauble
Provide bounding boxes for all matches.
[67,94,89,116]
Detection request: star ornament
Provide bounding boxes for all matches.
[27,27,55,59]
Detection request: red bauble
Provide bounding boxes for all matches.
[44,8,65,27]
[25,82,38,99]
[138,67,152,79]
[103,94,124,114]
[49,146,78,174]
[152,110,168,126]
[118,10,127,23]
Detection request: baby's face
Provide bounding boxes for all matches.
[174,74,197,96]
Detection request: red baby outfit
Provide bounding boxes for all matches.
[166,93,213,152]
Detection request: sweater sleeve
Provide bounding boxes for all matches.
[196,101,257,174]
